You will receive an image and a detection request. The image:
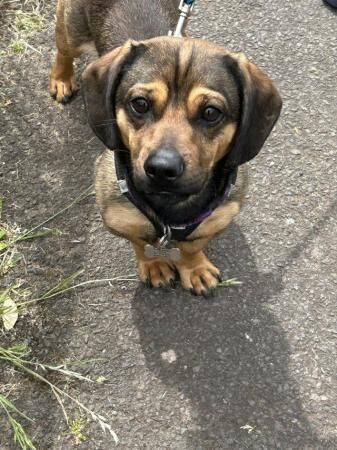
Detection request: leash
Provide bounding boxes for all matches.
[169,0,196,37]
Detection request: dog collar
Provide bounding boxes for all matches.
[114,150,237,243]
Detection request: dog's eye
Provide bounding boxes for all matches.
[130,97,150,115]
[201,106,223,123]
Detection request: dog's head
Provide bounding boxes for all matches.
[82,37,281,202]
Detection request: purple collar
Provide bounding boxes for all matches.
[169,169,237,231]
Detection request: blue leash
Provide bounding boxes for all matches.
[170,0,196,37]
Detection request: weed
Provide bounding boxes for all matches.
[96,376,109,384]
[0,99,12,108]
[0,343,119,446]
[19,272,136,307]
[14,11,43,33]
[0,249,19,275]
[66,416,88,445]
[9,40,26,55]
[0,186,93,256]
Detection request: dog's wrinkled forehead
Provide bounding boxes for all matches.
[117,38,240,116]
[82,36,281,163]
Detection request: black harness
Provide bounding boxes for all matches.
[114,150,238,242]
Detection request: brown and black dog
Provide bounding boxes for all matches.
[50,0,282,296]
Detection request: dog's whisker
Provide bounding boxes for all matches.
[93,120,118,128]
[96,119,118,124]
[113,148,129,153]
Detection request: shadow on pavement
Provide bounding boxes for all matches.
[132,220,336,449]
[322,0,337,14]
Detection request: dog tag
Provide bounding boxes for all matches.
[144,244,181,262]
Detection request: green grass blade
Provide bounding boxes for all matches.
[3,185,93,252]
[0,228,7,240]
[16,227,61,242]
[0,394,36,450]
[218,278,243,287]
[8,416,37,450]
[40,270,84,299]
[0,195,3,219]
[0,394,34,422]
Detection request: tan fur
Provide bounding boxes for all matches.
[116,103,237,184]
[175,250,220,294]
[133,243,176,288]
[49,0,81,101]
[95,152,155,245]
[128,81,170,111]
[187,87,230,117]
[50,51,78,102]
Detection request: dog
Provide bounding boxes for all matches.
[50,0,282,296]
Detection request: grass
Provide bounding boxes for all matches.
[2,2,46,58]
[218,278,242,287]
[0,187,138,448]
[0,345,119,445]
[0,393,36,450]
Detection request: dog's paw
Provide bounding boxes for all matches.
[49,73,78,103]
[138,258,176,289]
[175,252,220,297]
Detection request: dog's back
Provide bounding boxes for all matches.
[62,0,180,55]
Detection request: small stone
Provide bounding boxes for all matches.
[161,349,177,364]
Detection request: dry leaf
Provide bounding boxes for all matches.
[3,298,18,330]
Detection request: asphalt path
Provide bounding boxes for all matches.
[1,0,337,448]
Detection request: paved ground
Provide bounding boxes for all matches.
[1,0,337,448]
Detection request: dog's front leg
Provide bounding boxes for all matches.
[49,0,80,102]
[132,243,177,289]
[173,198,244,296]
[174,239,221,297]
[50,52,78,103]
[133,239,221,297]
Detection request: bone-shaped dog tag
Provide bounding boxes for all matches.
[144,244,181,262]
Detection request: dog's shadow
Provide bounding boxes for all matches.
[131,220,335,448]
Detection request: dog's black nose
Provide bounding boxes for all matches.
[144,149,184,182]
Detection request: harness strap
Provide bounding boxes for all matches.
[114,151,167,238]
[114,151,237,242]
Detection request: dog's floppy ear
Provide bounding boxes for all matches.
[81,41,145,149]
[224,53,282,168]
